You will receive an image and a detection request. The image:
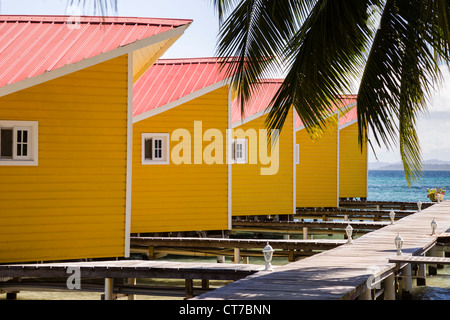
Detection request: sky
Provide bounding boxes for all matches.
[1,0,450,164]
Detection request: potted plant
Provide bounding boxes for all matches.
[427,187,446,202]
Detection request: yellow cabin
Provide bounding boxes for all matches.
[295,96,360,208]
[338,106,368,200]
[231,80,295,217]
[0,15,191,263]
[295,114,339,208]
[131,58,233,234]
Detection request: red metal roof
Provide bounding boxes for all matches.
[338,103,358,127]
[133,57,234,117]
[231,79,283,124]
[0,15,192,89]
[231,80,357,127]
[296,95,358,128]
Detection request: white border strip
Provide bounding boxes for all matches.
[124,53,133,257]
[231,108,269,129]
[292,109,296,215]
[227,85,233,230]
[133,79,230,123]
[336,113,340,207]
[296,102,357,132]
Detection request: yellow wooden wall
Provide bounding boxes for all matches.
[232,110,294,216]
[339,122,368,198]
[0,55,129,263]
[132,87,229,233]
[296,117,338,208]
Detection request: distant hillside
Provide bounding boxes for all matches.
[369,159,450,171]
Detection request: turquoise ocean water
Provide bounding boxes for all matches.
[368,170,450,203]
[368,170,450,300]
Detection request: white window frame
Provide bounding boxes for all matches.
[0,120,38,166]
[232,138,248,164]
[141,133,170,165]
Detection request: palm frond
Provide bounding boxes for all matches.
[66,0,117,16]
[215,0,311,116]
[358,0,450,185]
[265,0,377,136]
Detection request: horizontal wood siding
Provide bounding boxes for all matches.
[0,55,129,263]
[131,87,229,233]
[296,118,338,207]
[339,122,368,198]
[232,110,294,216]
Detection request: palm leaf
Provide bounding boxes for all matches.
[66,0,117,15]
[266,0,377,136]
[358,0,450,185]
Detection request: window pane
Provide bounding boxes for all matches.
[145,139,152,159]
[22,144,28,156]
[1,129,13,158]
[17,130,22,143]
[23,130,28,143]
[17,144,22,156]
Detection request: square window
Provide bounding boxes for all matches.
[141,133,169,165]
[232,139,248,164]
[0,121,38,166]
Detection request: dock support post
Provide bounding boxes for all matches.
[359,287,372,300]
[104,278,114,300]
[185,279,194,299]
[428,246,437,275]
[417,263,426,286]
[384,273,396,300]
[401,264,413,299]
[303,227,308,240]
[128,278,136,300]
[234,248,240,264]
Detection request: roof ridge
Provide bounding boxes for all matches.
[0,15,192,26]
[154,57,234,65]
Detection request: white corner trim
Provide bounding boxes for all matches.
[0,23,191,99]
[133,79,231,123]
[336,113,340,208]
[227,85,232,230]
[124,53,133,258]
[292,109,296,215]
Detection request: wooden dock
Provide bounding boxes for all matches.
[0,260,263,299]
[295,207,414,221]
[339,200,433,211]
[130,237,347,261]
[194,201,450,300]
[232,220,389,235]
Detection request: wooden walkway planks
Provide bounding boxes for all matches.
[389,256,450,265]
[194,201,450,300]
[232,220,389,231]
[130,237,347,251]
[0,260,262,281]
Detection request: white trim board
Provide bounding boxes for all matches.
[124,53,133,258]
[133,79,231,123]
[338,118,358,130]
[295,102,357,132]
[231,108,270,129]
[227,86,232,230]
[0,24,191,99]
